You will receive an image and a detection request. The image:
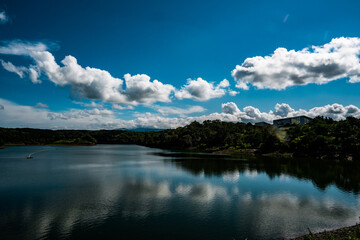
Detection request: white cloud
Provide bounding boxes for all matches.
[112,104,134,110]
[222,102,241,115]
[0,11,9,24]
[1,98,360,130]
[84,102,103,108]
[241,106,274,123]
[0,98,57,128]
[0,99,121,129]
[31,52,128,103]
[128,111,241,129]
[273,103,295,117]
[28,67,41,83]
[222,102,360,123]
[73,101,105,108]
[0,59,41,83]
[0,60,27,78]
[218,79,230,88]
[35,102,48,108]
[175,78,228,101]
[123,73,175,105]
[0,41,176,106]
[303,103,360,120]
[48,108,114,120]
[232,37,360,90]
[229,90,239,96]
[0,41,242,106]
[0,41,48,55]
[155,105,206,117]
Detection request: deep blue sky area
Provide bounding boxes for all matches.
[1,0,360,128]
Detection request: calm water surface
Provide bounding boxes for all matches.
[0,145,359,240]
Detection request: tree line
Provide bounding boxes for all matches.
[1,116,360,160]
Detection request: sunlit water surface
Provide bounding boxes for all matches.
[0,145,359,240]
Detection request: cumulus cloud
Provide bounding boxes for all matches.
[303,103,360,121]
[155,105,206,117]
[232,37,360,90]
[219,103,275,123]
[123,73,175,105]
[242,106,274,123]
[218,79,230,88]
[222,102,241,115]
[0,11,9,24]
[0,41,176,106]
[30,52,128,102]
[34,102,48,108]
[273,103,295,117]
[175,78,229,101]
[221,102,360,123]
[0,41,242,106]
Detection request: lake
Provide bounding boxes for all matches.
[0,145,359,240]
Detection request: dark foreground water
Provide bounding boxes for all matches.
[0,145,360,240]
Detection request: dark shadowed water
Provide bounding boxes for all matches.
[0,145,359,240]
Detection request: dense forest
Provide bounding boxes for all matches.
[1,116,360,161]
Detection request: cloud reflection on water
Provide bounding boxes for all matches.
[1,146,360,240]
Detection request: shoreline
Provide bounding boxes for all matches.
[291,223,360,239]
[0,143,352,161]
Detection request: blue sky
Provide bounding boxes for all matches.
[1,0,360,129]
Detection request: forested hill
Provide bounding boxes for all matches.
[1,116,360,161]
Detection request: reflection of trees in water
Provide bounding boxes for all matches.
[160,152,360,194]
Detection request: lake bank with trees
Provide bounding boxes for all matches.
[1,116,360,161]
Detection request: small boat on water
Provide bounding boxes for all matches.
[26,149,51,159]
